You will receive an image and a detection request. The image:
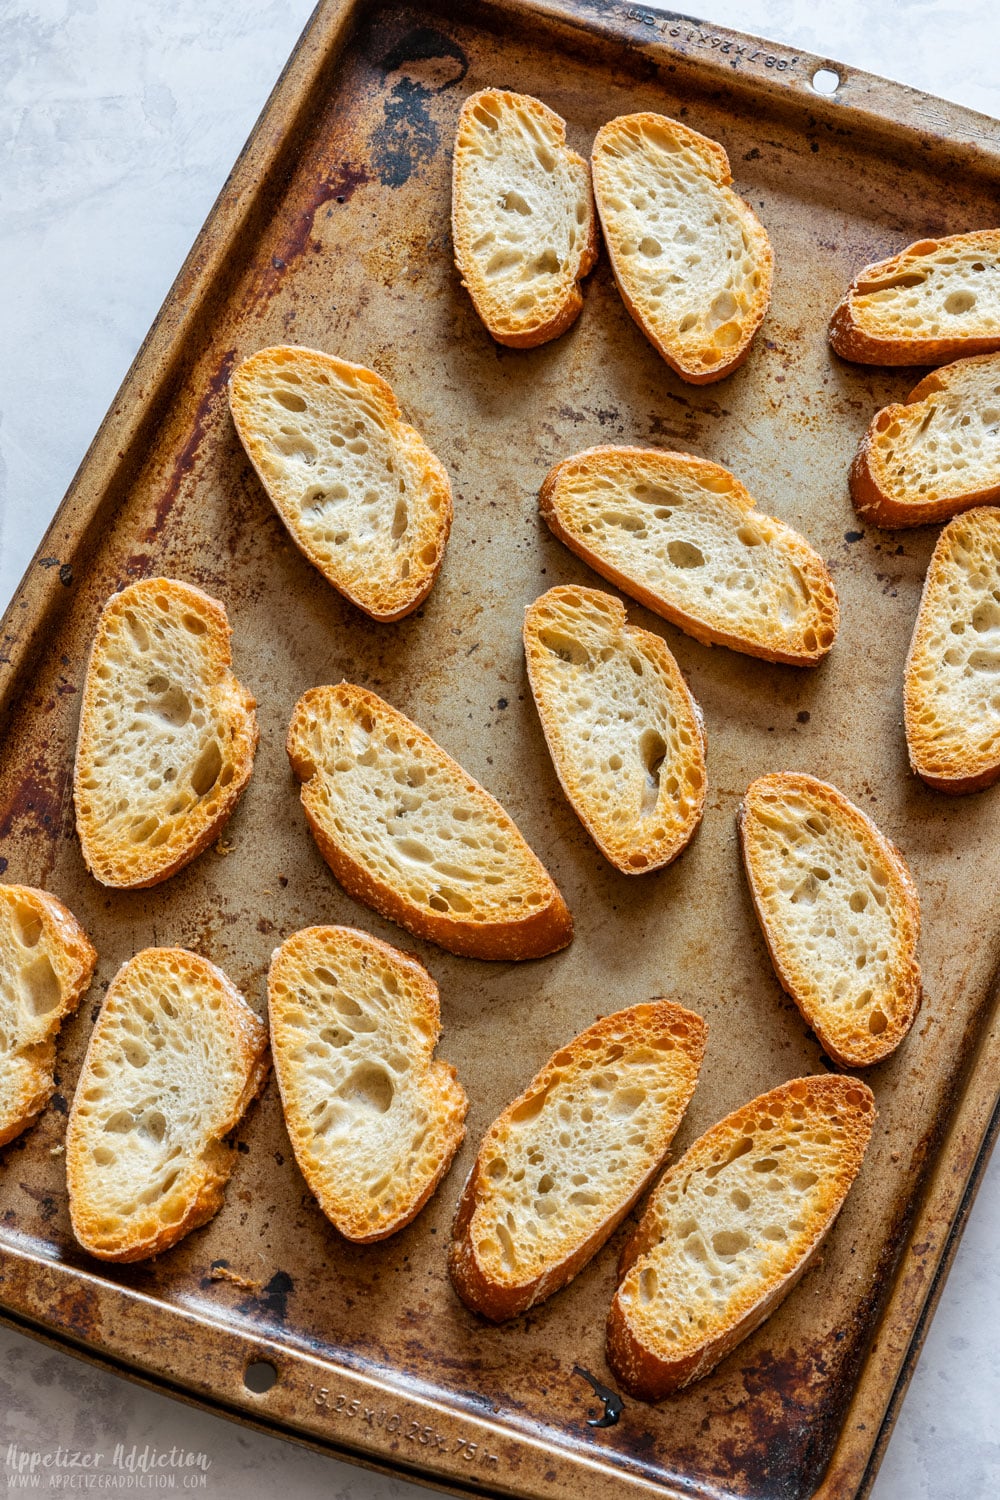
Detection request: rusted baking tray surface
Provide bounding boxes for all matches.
[2,0,1000,1495]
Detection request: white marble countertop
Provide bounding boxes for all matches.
[1,1,999,1496]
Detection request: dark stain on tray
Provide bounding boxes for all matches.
[370,28,468,188]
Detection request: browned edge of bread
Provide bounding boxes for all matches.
[449,1000,707,1321]
[0,885,97,1149]
[286,684,573,961]
[66,948,269,1262]
[539,446,839,665]
[738,773,922,1067]
[606,1074,876,1399]
[451,90,598,349]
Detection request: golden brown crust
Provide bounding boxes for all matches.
[738,774,922,1067]
[451,90,598,348]
[73,578,258,889]
[66,948,269,1262]
[539,446,839,665]
[449,1001,707,1321]
[607,1075,876,1399]
[287,684,573,961]
[0,885,97,1149]
[591,114,773,384]
[229,347,453,621]
[523,586,706,872]
[829,231,1000,365]
[850,357,1000,527]
[904,507,1000,792]
[267,925,468,1242]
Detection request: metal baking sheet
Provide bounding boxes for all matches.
[2,1,1000,1495]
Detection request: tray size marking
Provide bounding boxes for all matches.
[625,10,799,70]
[307,1385,500,1469]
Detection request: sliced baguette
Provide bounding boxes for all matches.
[268,926,468,1241]
[829,231,1000,365]
[452,90,597,348]
[739,774,921,1067]
[540,447,839,664]
[286,684,572,960]
[66,948,269,1262]
[0,885,96,1148]
[523,585,706,872]
[850,353,1000,527]
[591,113,773,384]
[229,346,452,621]
[607,1075,876,1399]
[904,507,1000,792]
[449,1001,707,1321]
[73,578,258,888]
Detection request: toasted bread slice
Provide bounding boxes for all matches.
[0,885,96,1148]
[540,447,839,664]
[452,90,597,348]
[829,231,1000,365]
[851,353,1000,527]
[229,346,452,621]
[904,507,1000,792]
[66,948,268,1262]
[449,1001,707,1321]
[607,1075,876,1398]
[73,578,257,888]
[268,926,468,1241]
[286,684,572,960]
[739,774,921,1067]
[591,113,773,384]
[523,586,706,872]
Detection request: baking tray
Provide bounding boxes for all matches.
[2,1,1000,1495]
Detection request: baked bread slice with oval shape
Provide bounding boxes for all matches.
[66,948,269,1262]
[0,884,96,1148]
[850,352,1000,527]
[904,506,1000,792]
[829,230,1000,365]
[229,346,452,621]
[607,1075,876,1399]
[73,578,258,889]
[286,683,572,960]
[452,89,597,347]
[540,447,838,664]
[449,1000,707,1321]
[591,113,773,384]
[739,773,921,1067]
[268,926,468,1241]
[523,585,706,872]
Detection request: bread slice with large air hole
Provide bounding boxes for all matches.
[449,1000,706,1321]
[523,585,706,873]
[829,231,1000,365]
[850,352,1000,527]
[452,89,597,347]
[268,926,468,1241]
[66,947,268,1262]
[904,506,1000,792]
[739,774,921,1067]
[73,578,258,889]
[286,683,572,960]
[229,346,452,621]
[591,113,773,384]
[0,885,96,1149]
[540,447,839,664]
[607,1074,876,1399]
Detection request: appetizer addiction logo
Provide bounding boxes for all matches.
[4,1442,211,1490]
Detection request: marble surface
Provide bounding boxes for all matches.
[1,1,999,1495]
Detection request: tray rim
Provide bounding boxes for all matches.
[2,0,1000,1496]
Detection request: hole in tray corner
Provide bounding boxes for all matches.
[244,1359,279,1394]
[811,67,841,95]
